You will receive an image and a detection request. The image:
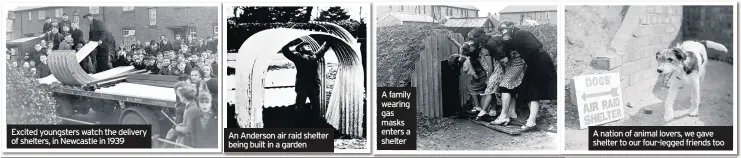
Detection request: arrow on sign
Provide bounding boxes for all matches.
[581,87,619,100]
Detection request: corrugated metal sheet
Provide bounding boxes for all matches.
[499,6,557,13]
[385,12,435,23]
[412,32,468,118]
[443,18,492,28]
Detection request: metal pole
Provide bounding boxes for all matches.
[58,117,97,125]
[154,137,193,148]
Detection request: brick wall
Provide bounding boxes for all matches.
[589,6,683,105]
[500,11,558,25]
[104,6,218,47]
[11,7,93,39]
[682,6,734,62]
[10,7,217,46]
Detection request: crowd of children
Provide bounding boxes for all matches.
[7,14,219,80]
[6,14,220,148]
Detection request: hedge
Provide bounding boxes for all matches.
[6,63,60,124]
[376,24,451,87]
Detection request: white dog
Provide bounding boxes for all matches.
[655,40,727,121]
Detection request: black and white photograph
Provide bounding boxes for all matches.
[564,5,736,150]
[4,5,220,149]
[225,5,369,150]
[376,4,558,150]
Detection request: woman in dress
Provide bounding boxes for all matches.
[462,27,525,125]
[499,21,557,131]
[447,32,497,119]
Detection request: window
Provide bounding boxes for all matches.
[28,12,32,21]
[189,27,197,37]
[89,7,99,14]
[213,26,218,36]
[122,6,135,12]
[123,30,136,49]
[123,30,135,36]
[55,8,63,17]
[38,10,45,20]
[148,8,156,25]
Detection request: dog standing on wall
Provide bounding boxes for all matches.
[655,40,728,121]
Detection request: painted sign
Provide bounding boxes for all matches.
[574,73,625,129]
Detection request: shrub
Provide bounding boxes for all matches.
[520,24,558,67]
[376,24,451,87]
[6,63,60,124]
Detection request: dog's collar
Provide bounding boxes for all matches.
[665,71,679,84]
[669,71,681,81]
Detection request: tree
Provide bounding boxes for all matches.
[314,7,351,22]
[227,6,314,52]
[229,6,313,23]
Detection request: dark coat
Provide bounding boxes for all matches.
[45,33,64,50]
[88,19,114,44]
[281,43,330,90]
[132,61,147,70]
[207,40,218,52]
[147,65,160,74]
[160,41,174,51]
[43,23,53,34]
[112,54,131,67]
[172,40,183,50]
[70,28,85,46]
[36,63,51,78]
[503,27,557,102]
[58,20,71,32]
[58,41,74,50]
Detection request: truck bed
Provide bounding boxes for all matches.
[39,66,138,85]
[43,66,178,108]
[95,82,177,102]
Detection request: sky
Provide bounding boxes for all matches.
[477,5,508,17]
[312,6,369,22]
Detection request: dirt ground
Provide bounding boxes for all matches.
[417,117,557,150]
[564,6,734,151]
[565,60,734,150]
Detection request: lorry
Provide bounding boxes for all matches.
[7,37,190,148]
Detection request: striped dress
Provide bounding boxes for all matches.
[482,50,526,95]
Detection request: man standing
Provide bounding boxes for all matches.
[42,17,53,34]
[70,23,85,46]
[172,34,183,50]
[70,22,94,73]
[58,14,71,33]
[84,13,115,72]
[44,27,63,50]
[160,35,173,51]
[280,38,330,126]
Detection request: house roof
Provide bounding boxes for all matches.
[12,6,50,12]
[443,17,492,28]
[487,13,500,22]
[382,12,435,23]
[499,6,557,13]
[442,5,478,10]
